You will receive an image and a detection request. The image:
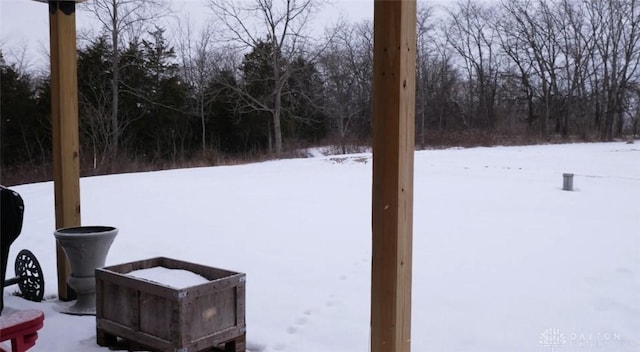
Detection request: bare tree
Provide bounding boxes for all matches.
[445,0,501,129]
[1,43,33,76]
[81,0,170,160]
[317,20,372,154]
[494,2,537,129]
[499,0,566,137]
[415,5,463,144]
[176,18,229,154]
[585,0,640,140]
[208,0,327,155]
[416,4,435,148]
[629,84,640,138]
[347,20,374,138]
[553,0,597,137]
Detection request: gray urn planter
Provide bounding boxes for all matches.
[54,226,117,315]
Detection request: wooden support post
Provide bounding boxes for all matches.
[48,0,82,301]
[371,1,416,352]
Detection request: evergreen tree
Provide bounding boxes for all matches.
[238,39,281,153]
[122,27,188,161]
[77,36,113,169]
[284,57,327,143]
[203,69,243,154]
[0,54,49,170]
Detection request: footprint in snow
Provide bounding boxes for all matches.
[326,299,338,307]
[616,267,634,276]
[593,297,640,316]
[246,342,267,352]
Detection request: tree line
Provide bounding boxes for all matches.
[2,0,639,183]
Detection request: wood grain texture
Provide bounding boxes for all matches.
[370,1,417,351]
[96,258,246,351]
[48,1,81,301]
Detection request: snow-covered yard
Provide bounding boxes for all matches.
[2,142,639,351]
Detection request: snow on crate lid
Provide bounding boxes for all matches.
[127,267,209,289]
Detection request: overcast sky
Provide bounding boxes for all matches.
[0,0,456,70]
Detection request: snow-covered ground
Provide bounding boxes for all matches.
[2,142,639,352]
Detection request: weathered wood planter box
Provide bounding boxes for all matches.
[95,257,246,352]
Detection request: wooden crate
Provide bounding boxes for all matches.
[96,257,246,352]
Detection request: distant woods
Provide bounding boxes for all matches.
[2,0,639,183]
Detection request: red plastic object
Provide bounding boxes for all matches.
[0,310,44,352]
